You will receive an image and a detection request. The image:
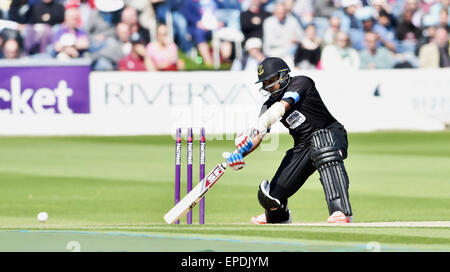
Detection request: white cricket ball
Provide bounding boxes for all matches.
[37,212,48,222]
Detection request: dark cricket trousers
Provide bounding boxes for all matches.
[266,122,350,222]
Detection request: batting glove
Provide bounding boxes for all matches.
[223,151,245,171]
[235,130,254,155]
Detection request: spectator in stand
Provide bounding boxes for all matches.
[349,6,377,50]
[23,0,75,57]
[371,0,397,26]
[120,5,150,45]
[1,27,26,60]
[294,23,322,69]
[416,14,439,55]
[320,31,360,70]
[52,7,90,60]
[153,0,193,53]
[215,0,242,31]
[231,37,265,71]
[25,0,90,58]
[284,0,304,25]
[91,22,132,70]
[332,0,362,33]
[396,9,422,53]
[418,0,436,13]
[312,0,340,39]
[188,0,241,66]
[85,0,124,53]
[67,0,95,30]
[19,0,63,57]
[439,7,450,31]
[391,0,407,19]
[313,0,340,19]
[22,22,54,56]
[256,0,275,13]
[403,0,423,28]
[350,5,396,52]
[359,31,395,69]
[152,0,167,21]
[31,0,65,26]
[146,24,180,71]
[262,2,304,67]
[119,32,156,71]
[290,0,313,26]
[153,0,172,23]
[418,27,450,67]
[114,21,132,56]
[124,0,157,39]
[183,0,217,66]
[373,9,397,52]
[2,39,22,59]
[430,0,450,18]
[323,15,341,44]
[240,0,271,43]
[8,0,33,24]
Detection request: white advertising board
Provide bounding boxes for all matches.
[0,67,449,135]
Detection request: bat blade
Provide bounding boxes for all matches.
[164,162,227,224]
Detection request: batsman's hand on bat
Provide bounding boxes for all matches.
[222,129,256,171]
[234,129,254,155]
[223,151,245,171]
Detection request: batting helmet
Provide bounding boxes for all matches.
[255,57,291,95]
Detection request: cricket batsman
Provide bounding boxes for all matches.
[225,57,353,224]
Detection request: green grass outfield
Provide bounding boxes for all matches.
[0,131,449,252]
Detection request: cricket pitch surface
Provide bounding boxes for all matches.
[1,132,449,252]
[1,221,449,252]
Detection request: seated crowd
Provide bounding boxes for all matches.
[0,0,449,70]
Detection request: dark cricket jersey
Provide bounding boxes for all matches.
[260,75,338,146]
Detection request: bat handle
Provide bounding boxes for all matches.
[221,161,228,169]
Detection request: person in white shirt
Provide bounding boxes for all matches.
[320,31,360,70]
[262,2,304,67]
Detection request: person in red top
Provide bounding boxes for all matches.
[146,24,180,71]
[118,32,156,71]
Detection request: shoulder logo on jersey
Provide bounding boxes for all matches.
[258,65,264,75]
[286,110,306,129]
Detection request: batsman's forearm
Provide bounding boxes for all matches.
[256,101,290,133]
[242,133,262,158]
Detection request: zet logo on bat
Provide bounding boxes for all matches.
[204,165,225,188]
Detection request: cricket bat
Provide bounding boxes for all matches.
[164,162,228,224]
